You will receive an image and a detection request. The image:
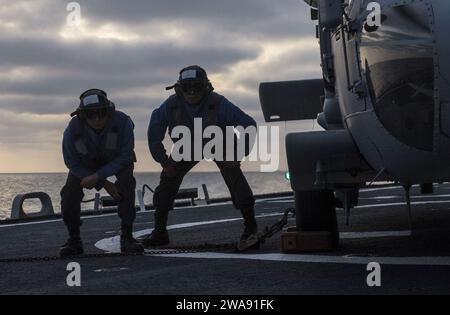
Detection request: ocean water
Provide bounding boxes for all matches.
[0,172,291,220]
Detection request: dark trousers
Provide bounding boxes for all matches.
[152,161,255,230]
[60,164,136,238]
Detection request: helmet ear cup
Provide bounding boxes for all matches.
[108,102,116,116]
[206,80,214,92]
[174,84,184,97]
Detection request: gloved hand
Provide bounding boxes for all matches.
[104,181,122,200]
[80,173,99,189]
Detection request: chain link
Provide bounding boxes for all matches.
[0,242,237,264]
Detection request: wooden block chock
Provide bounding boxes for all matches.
[281,226,333,253]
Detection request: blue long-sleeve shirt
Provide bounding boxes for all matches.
[148,93,257,166]
[62,114,135,189]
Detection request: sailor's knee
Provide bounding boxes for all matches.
[60,184,83,203]
[116,174,136,192]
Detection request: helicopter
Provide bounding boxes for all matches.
[258,0,450,248]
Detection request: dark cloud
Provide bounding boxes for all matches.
[78,0,312,38]
[0,36,259,115]
[81,0,276,21]
[0,1,67,34]
[0,95,73,115]
[233,45,322,92]
[0,37,258,79]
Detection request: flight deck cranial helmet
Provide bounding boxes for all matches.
[166,65,214,96]
[71,88,115,120]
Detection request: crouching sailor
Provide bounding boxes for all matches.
[143,65,258,249]
[59,89,144,257]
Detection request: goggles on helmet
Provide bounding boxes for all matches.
[180,81,206,95]
[84,107,109,120]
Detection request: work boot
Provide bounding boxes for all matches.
[120,226,144,254]
[59,237,84,257]
[240,225,258,241]
[142,229,170,247]
[238,208,259,250]
[142,209,170,247]
[120,236,144,254]
[237,225,259,251]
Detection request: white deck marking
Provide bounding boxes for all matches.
[266,200,294,204]
[355,200,450,209]
[340,230,411,239]
[267,199,450,210]
[361,194,450,200]
[0,210,140,228]
[0,218,63,228]
[360,196,399,200]
[360,186,411,192]
[94,267,129,273]
[149,252,450,266]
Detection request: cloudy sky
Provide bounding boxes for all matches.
[0,0,322,173]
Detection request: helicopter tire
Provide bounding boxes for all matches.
[294,189,339,249]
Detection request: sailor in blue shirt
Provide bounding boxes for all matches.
[60,89,143,257]
[144,65,258,249]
